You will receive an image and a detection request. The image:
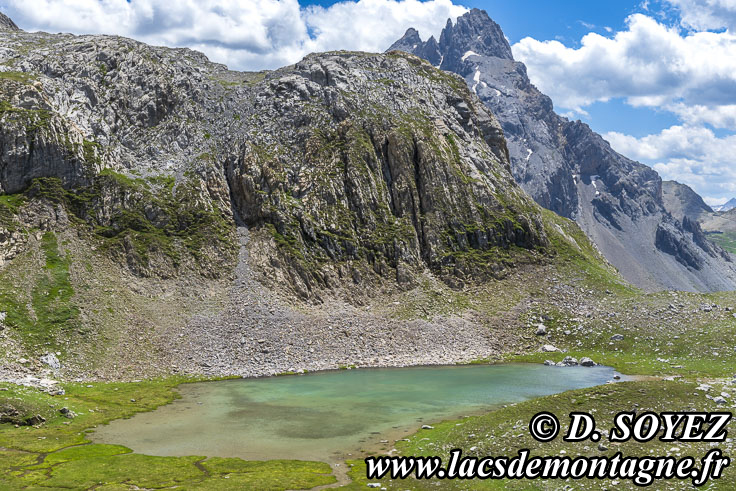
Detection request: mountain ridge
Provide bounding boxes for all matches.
[714,198,736,212]
[389,8,736,293]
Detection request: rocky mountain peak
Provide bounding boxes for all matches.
[388,29,442,67]
[439,9,513,65]
[387,9,513,71]
[0,12,19,31]
[390,9,736,292]
[392,28,422,50]
[715,197,736,212]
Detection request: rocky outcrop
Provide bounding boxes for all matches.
[0,12,18,31]
[390,8,736,292]
[222,52,549,296]
[0,15,553,300]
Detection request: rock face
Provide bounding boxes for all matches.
[662,181,713,222]
[0,12,18,31]
[389,8,736,292]
[0,14,552,300]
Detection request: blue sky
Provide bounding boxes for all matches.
[2,0,735,204]
[303,0,641,45]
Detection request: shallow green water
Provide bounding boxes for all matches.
[92,364,617,462]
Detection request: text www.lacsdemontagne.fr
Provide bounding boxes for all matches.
[365,449,729,487]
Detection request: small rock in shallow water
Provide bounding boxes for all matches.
[544,360,556,366]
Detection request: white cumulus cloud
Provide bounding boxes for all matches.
[0,0,467,71]
[511,13,736,120]
[666,0,736,31]
[604,125,736,200]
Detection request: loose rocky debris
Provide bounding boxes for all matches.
[0,404,46,426]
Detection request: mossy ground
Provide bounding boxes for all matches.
[0,378,336,490]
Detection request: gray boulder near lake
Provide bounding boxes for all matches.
[389,9,736,293]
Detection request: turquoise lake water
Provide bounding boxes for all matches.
[92,363,617,462]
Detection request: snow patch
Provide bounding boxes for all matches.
[526,148,533,161]
[591,175,600,196]
[472,69,480,93]
[461,50,479,62]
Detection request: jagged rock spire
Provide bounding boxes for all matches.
[387,9,513,72]
[439,9,513,63]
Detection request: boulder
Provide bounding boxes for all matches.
[557,356,578,367]
[25,414,46,426]
[40,353,61,370]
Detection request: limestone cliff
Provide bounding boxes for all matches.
[0,21,553,302]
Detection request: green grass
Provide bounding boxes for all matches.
[0,193,25,231]
[0,71,37,84]
[25,173,236,276]
[0,231,79,353]
[0,100,52,134]
[344,381,735,490]
[541,208,634,296]
[705,230,736,254]
[0,378,336,490]
[507,290,736,378]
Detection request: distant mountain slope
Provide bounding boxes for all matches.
[714,198,736,212]
[662,181,713,222]
[389,9,736,292]
[662,181,736,254]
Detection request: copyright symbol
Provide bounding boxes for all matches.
[529,412,560,442]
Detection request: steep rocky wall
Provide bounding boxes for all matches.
[224,53,548,297]
[0,26,553,300]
